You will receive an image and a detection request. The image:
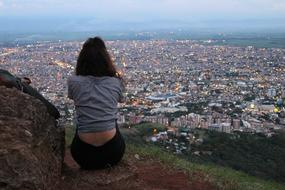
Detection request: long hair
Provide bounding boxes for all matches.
[76,37,119,77]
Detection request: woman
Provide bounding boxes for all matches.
[68,37,125,170]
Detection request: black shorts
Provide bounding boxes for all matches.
[70,126,125,170]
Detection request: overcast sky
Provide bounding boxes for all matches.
[0,0,284,33]
[0,0,284,21]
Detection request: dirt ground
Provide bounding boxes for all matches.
[59,149,214,190]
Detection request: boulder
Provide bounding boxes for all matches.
[0,86,64,190]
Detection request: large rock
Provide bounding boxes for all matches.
[0,86,64,190]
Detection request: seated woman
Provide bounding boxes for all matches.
[68,37,125,170]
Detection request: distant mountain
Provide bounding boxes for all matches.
[0,17,285,33]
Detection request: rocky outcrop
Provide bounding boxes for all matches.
[0,86,64,190]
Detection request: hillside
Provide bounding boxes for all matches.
[189,130,285,183]
[61,146,213,190]
[63,127,214,190]
[128,123,285,183]
[1,86,285,190]
[64,125,285,190]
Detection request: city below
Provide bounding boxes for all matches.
[1,0,285,188]
[1,38,285,142]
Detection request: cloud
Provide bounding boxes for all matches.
[272,1,285,11]
[0,0,284,19]
[0,0,4,7]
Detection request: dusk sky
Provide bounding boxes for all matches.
[0,0,284,20]
[0,0,284,33]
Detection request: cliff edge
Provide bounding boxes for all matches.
[0,86,208,190]
[0,86,64,190]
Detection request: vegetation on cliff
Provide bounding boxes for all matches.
[65,123,285,190]
[189,130,285,183]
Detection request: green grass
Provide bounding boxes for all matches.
[65,125,76,147]
[64,124,285,190]
[126,143,285,190]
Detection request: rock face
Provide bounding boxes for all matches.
[0,86,64,190]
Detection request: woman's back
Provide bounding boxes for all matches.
[68,37,125,170]
[68,75,123,134]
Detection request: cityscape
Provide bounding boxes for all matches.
[1,0,285,188]
[1,39,284,140]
